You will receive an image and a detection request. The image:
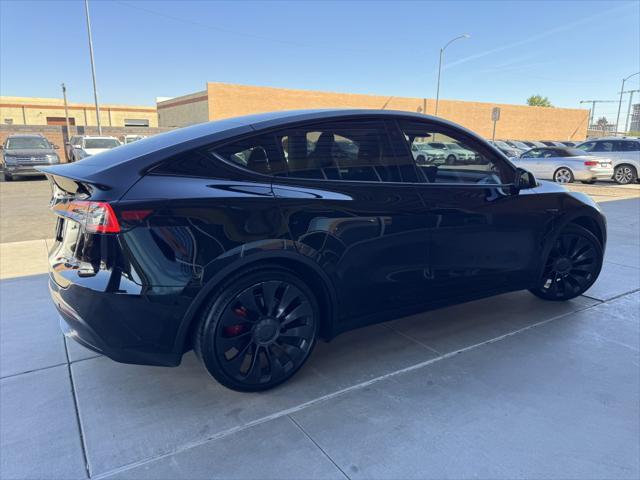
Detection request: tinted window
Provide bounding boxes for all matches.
[620,140,640,152]
[399,121,512,184]
[274,120,418,183]
[84,139,120,149]
[212,134,285,175]
[593,141,614,152]
[576,141,595,152]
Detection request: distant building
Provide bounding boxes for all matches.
[630,103,640,132]
[157,82,589,140]
[0,96,158,128]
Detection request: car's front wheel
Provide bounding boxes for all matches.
[194,266,319,391]
[613,164,637,185]
[446,154,456,165]
[529,224,603,301]
[2,172,12,181]
[553,167,574,184]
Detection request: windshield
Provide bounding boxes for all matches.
[84,139,120,149]
[493,141,511,149]
[5,137,50,150]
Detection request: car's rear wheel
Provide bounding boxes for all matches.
[194,267,319,391]
[613,164,637,185]
[529,225,602,301]
[553,167,574,184]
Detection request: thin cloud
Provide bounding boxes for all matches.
[443,1,637,71]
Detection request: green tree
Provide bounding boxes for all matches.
[526,95,553,107]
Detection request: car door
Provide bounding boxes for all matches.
[270,118,433,326]
[395,119,543,304]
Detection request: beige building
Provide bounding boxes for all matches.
[157,82,589,141]
[0,96,158,128]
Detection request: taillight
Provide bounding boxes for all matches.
[53,200,120,233]
[584,160,598,166]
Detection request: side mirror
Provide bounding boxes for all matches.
[515,167,537,190]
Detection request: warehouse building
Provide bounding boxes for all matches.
[0,96,157,128]
[157,82,589,140]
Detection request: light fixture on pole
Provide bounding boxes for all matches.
[84,0,102,135]
[615,71,639,135]
[435,34,470,116]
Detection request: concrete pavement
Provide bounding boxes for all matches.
[0,193,639,479]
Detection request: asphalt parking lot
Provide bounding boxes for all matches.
[1,180,639,479]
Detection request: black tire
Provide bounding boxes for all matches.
[529,224,603,301]
[553,167,574,184]
[194,266,319,392]
[613,164,637,185]
[446,154,456,165]
[3,172,12,182]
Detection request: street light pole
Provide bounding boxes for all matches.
[615,71,640,135]
[61,83,72,141]
[435,34,470,116]
[84,0,102,135]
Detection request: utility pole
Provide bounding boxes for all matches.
[623,89,639,133]
[616,72,640,136]
[579,100,617,127]
[84,0,102,134]
[61,83,72,142]
[435,34,470,116]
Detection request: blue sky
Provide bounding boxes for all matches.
[1,0,639,121]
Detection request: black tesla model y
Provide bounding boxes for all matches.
[39,110,606,391]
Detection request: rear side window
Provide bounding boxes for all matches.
[274,120,419,183]
[620,140,640,152]
[211,134,285,175]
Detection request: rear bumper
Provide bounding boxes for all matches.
[49,275,186,367]
[574,168,614,181]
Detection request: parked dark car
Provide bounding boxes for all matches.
[38,110,606,391]
[1,134,60,180]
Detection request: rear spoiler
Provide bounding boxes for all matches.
[36,164,113,198]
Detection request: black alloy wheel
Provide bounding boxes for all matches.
[195,268,319,391]
[529,225,602,301]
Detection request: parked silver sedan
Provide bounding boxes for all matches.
[513,147,613,184]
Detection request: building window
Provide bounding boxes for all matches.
[124,119,150,127]
[46,116,76,126]
[4,118,13,125]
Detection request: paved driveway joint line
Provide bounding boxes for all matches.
[288,415,351,480]
[64,332,91,479]
[92,293,613,479]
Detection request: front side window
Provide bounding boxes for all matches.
[399,121,512,185]
[274,120,418,183]
[576,141,595,152]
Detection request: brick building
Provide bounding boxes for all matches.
[157,82,589,141]
[0,96,157,128]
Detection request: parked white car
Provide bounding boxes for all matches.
[411,143,446,164]
[575,137,640,184]
[69,136,121,162]
[426,142,477,164]
[123,134,147,144]
[513,147,613,184]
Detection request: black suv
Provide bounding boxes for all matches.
[1,134,60,181]
[39,110,606,391]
